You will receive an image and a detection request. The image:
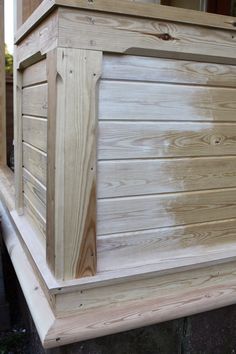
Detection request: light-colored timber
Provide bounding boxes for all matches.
[46,48,102,280]
[22,84,48,117]
[22,116,47,152]
[23,142,47,186]
[22,59,47,87]
[2,0,236,349]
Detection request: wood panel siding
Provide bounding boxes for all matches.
[97,54,236,271]
[97,157,236,198]
[22,83,48,117]
[102,55,236,87]
[22,116,47,152]
[23,143,47,188]
[21,59,48,238]
[99,82,236,122]
[97,188,236,235]
[22,59,47,87]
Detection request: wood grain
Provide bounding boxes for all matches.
[97,219,236,272]
[98,122,236,159]
[97,188,236,235]
[14,0,236,46]
[23,168,46,219]
[97,156,236,198]
[55,259,236,315]
[22,83,48,117]
[102,55,236,88]
[22,116,47,152]
[58,9,236,64]
[16,11,58,68]
[24,194,46,237]
[23,142,47,185]
[99,81,236,122]
[47,48,102,280]
[22,59,47,87]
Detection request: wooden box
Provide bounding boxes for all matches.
[1,0,236,348]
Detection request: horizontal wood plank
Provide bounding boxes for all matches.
[23,168,46,219]
[22,116,47,152]
[15,0,236,47]
[99,81,236,122]
[97,219,236,272]
[22,83,48,117]
[98,122,236,159]
[22,59,47,87]
[59,9,236,64]
[23,143,47,186]
[102,55,236,88]
[24,194,46,237]
[97,188,236,234]
[97,157,236,198]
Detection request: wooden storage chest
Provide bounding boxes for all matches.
[1,0,236,348]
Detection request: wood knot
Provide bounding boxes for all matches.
[159,33,172,41]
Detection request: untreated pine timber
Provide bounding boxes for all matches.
[47,48,102,280]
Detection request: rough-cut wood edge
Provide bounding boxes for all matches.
[47,48,102,280]
[15,0,236,44]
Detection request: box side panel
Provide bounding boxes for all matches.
[97,54,236,273]
[21,59,47,242]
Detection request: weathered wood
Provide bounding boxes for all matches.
[102,55,236,88]
[23,143,47,185]
[24,194,46,237]
[98,122,236,159]
[23,168,46,218]
[98,156,236,198]
[47,48,102,279]
[22,59,47,87]
[22,116,47,152]
[58,8,236,64]
[15,0,236,46]
[16,11,58,68]
[0,0,6,165]
[22,84,48,117]
[99,81,236,122]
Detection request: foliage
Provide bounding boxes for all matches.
[5,44,13,74]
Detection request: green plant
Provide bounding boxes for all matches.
[5,44,13,74]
